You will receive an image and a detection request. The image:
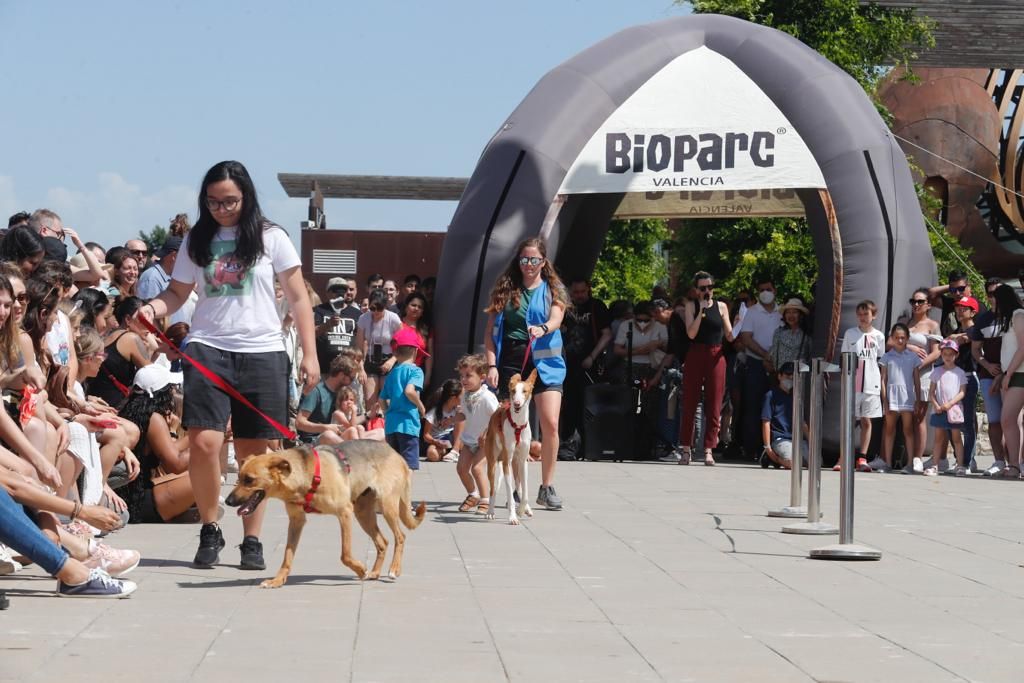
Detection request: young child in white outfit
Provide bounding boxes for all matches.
[926,339,968,476]
[879,323,923,473]
[839,300,887,472]
[453,354,499,515]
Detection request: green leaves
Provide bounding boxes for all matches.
[138,225,168,253]
[591,219,671,303]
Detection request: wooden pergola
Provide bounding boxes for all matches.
[866,1,1024,68]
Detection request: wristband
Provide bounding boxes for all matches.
[541,323,550,334]
[70,501,82,520]
[488,364,497,369]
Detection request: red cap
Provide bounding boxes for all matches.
[391,327,430,356]
[955,295,979,312]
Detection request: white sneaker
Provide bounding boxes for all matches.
[912,457,924,474]
[923,466,938,477]
[867,457,888,472]
[658,451,682,463]
[0,543,21,575]
[922,457,951,473]
[441,451,459,463]
[985,461,1006,476]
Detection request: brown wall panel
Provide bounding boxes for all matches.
[300,229,446,301]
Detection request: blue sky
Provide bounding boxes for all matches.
[1,0,683,250]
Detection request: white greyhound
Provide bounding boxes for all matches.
[483,370,536,525]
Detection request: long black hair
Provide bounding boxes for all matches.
[992,284,1023,333]
[118,384,176,455]
[189,160,269,270]
[0,226,44,263]
[427,379,463,423]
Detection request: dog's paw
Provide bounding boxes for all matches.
[387,570,400,580]
[260,579,284,589]
[520,505,533,518]
[364,571,380,581]
[508,516,520,526]
[484,511,495,520]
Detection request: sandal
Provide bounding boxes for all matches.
[458,494,480,512]
[677,449,691,466]
[704,449,716,466]
[475,500,490,515]
[993,466,1021,480]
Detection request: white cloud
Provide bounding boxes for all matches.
[0,177,20,222]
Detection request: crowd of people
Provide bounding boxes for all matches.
[2,158,1023,602]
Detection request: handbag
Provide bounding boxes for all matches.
[946,402,964,424]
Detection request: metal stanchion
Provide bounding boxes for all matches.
[782,358,838,535]
[768,362,809,518]
[810,352,882,560]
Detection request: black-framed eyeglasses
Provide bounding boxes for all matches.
[698,285,714,292]
[42,224,66,241]
[205,197,241,212]
[909,299,927,306]
[519,256,543,267]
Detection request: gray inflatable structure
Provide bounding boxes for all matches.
[434,14,934,452]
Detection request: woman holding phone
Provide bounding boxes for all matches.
[354,288,403,416]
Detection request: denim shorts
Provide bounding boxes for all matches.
[979,378,1003,424]
[930,411,962,430]
[183,342,290,440]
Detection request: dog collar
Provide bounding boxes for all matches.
[303,448,323,513]
[506,410,527,447]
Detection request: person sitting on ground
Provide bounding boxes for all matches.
[116,365,199,523]
[107,251,140,302]
[379,328,427,472]
[73,288,114,337]
[295,353,356,445]
[760,362,806,469]
[422,379,462,463]
[87,296,154,407]
[332,385,382,441]
[0,226,45,276]
[0,468,138,597]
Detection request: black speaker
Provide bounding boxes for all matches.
[583,384,634,461]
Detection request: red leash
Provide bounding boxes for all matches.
[137,315,297,441]
[519,338,534,375]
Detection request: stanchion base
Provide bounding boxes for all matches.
[809,543,882,561]
[767,506,807,518]
[781,521,838,535]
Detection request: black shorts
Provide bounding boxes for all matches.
[182,342,290,440]
[497,340,563,400]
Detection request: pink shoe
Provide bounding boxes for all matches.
[84,543,141,578]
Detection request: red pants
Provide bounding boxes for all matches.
[679,343,726,450]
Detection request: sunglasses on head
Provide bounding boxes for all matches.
[518,256,543,267]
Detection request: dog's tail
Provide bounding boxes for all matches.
[400,474,427,530]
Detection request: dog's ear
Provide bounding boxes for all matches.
[525,369,538,390]
[267,456,292,479]
[508,373,521,394]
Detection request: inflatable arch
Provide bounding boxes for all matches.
[434,14,934,450]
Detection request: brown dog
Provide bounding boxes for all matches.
[225,440,426,588]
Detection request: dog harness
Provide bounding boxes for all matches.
[506,410,528,447]
[303,447,351,514]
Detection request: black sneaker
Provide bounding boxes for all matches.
[193,523,224,568]
[239,535,265,571]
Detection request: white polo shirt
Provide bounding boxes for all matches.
[739,303,783,351]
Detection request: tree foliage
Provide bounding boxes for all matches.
[591,219,670,303]
[138,225,168,253]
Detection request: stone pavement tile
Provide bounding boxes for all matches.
[351,623,505,682]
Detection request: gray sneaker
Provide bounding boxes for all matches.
[544,485,562,510]
[536,485,548,507]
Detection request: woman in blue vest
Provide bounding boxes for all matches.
[484,237,568,511]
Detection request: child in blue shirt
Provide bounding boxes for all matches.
[380,329,427,470]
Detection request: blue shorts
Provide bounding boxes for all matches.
[979,378,1003,424]
[386,432,420,471]
[930,411,962,430]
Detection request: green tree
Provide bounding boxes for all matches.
[138,225,167,253]
[591,218,670,303]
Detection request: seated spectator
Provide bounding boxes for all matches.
[73,288,114,336]
[116,365,198,523]
[87,297,154,407]
[761,362,806,469]
[124,239,150,268]
[0,226,45,276]
[33,260,76,368]
[296,353,356,445]
[135,236,180,301]
[332,386,383,441]
[422,379,462,462]
[69,252,113,290]
[107,251,140,301]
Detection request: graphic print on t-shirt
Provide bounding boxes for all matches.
[204,240,252,297]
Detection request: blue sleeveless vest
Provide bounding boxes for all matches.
[491,279,566,386]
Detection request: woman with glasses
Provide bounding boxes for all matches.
[137,160,319,571]
[355,288,403,416]
[484,237,568,510]
[676,271,734,466]
[905,287,942,465]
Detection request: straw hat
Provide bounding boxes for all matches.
[69,253,114,282]
[778,298,809,315]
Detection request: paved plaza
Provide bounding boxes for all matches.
[3,453,1024,682]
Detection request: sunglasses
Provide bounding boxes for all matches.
[369,305,384,313]
[698,285,714,292]
[909,299,927,306]
[129,249,148,258]
[949,286,967,294]
[13,293,26,304]
[518,256,543,267]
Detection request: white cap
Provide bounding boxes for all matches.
[133,364,183,396]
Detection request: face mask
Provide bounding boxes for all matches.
[759,290,775,305]
[780,378,793,391]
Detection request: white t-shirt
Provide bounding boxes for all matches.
[1000,309,1024,375]
[45,311,73,366]
[171,225,301,353]
[841,326,887,395]
[613,320,668,365]
[357,310,403,349]
[460,386,498,448]
[739,304,783,351]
